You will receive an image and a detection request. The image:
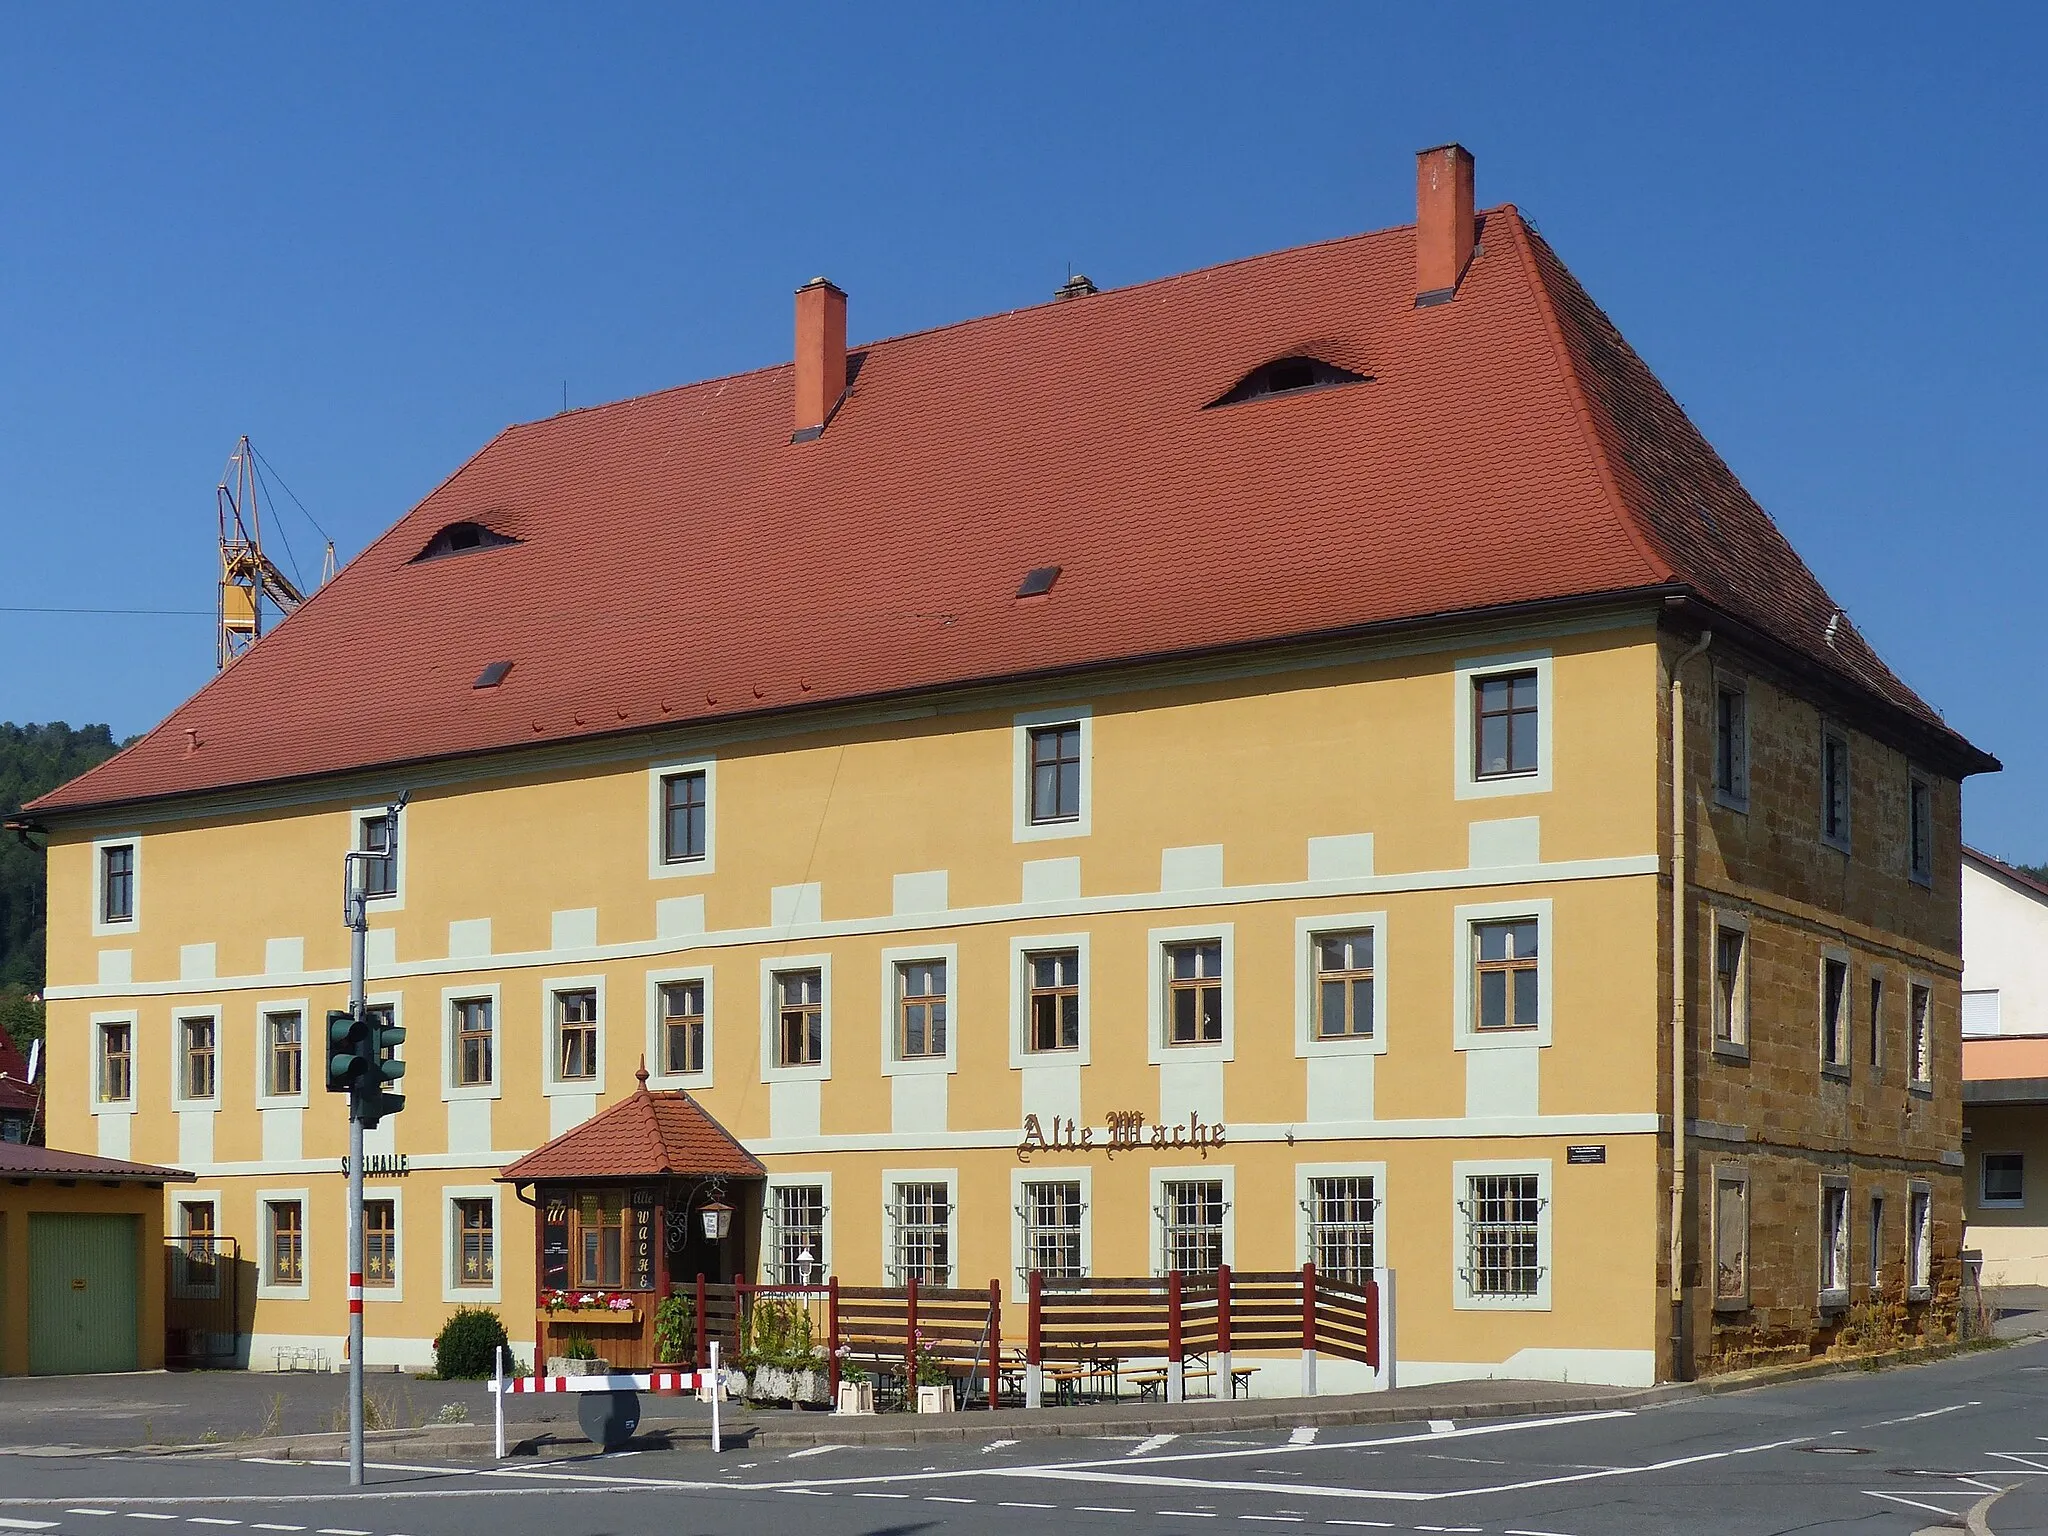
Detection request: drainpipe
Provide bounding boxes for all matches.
[1669,628,1712,1381]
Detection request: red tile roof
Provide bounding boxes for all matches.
[0,1141,192,1182]
[27,205,1994,818]
[499,1070,765,1184]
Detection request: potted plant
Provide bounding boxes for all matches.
[912,1332,952,1413]
[835,1351,874,1415]
[545,1333,612,1378]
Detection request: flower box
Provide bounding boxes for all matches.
[836,1380,876,1415]
[916,1383,954,1414]
[539,1306,642,1326]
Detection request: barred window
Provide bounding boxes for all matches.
[892,1182,951,1286]
[1313,932,1375,1039]
[773,1185,826,1284]
[662,980,706,1075]
[1027,950,1081,1053]
[1160,1178,1225,1275]
[555,988,598,1081]
[1463,1173,1543,1298]
[1022,1180,1084,1278]
[365,1199,397,1288]
[1306,1176,1376,1284]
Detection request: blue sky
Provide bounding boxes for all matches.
[1,5,2040,858]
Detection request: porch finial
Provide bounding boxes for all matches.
[635,1054,650,1088]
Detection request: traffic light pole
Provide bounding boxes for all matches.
[346,883,367,1488]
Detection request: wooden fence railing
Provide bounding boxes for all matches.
[666,1263,1381,1407]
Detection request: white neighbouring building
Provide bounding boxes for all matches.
[1961,847,2048,1285]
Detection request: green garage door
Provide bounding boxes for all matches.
[29,1212,140,1374]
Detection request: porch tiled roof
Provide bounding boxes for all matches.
[499,1067,765,1183]
[0,1141,192,1183]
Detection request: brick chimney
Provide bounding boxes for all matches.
[792,277,847,443]
[1414,144,1476,307]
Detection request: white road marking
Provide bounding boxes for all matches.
[1077,1507,1137,1514]
[1157,1512,1217,1520]
[1000,1502,1055,1509]
[316,1529,371,1534]
[925,1496,976,1504]
[251,1526,304,1531]
[786,1445,844,1458]
[1238,1517,1302,1523]
[1130,1435,1180,1457]
[0,1520,60,1530]
[854,1493,909,1499]
[983,1440,1019,1453]
[67,1514,115,1519]
[187,1523,243,1528]
[1864,1401,1980,1428]
[1289,1428,1318,1446]
[1504,1529,1584,1536]
[1323,1524,1394,1530]
[126,1518,178,1523]
[1862,1492,1977,1518]
[1426,1420,1454,1435]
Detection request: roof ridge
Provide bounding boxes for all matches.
[1502,207,1676,590]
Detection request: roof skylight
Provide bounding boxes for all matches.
[1208,356,1368,408]
[412,521,519,562]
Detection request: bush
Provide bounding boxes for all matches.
[433,1306,510,1380]
[654,1294,694,1364]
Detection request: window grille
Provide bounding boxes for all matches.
[1020,1181,1085,1278]
[773,1185,826,1284]
[1461,1173,1544,1297]
[1158,1179,1226,1275]
[891,1182,952,1286]
[1304,1176,1376,1284]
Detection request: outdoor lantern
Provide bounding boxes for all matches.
[699,1200,733,1243]
[797,1246,817,1282]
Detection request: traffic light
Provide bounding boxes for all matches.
[326,1008,368,1094]
[358,1012,406,1129]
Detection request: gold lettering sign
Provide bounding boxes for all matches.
[1016,1109,1226,1163]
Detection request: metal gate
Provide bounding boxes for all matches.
[28,1212,140,1375]
[165,1235,241,1368]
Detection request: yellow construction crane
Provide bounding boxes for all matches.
[216,436,333,670]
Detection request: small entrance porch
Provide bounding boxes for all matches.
[500,1065,764,1370]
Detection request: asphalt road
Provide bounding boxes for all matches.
[3,1338,2045,1535]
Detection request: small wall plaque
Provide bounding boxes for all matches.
[1566,1144,1607,1165]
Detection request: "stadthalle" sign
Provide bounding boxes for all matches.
[1017,1109,1226,1162]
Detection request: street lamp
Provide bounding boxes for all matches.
[797,1246,817,1284]
[700,1200,733,1243]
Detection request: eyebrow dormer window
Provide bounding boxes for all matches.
[412,521,519,562]
[1209,356,1367,408]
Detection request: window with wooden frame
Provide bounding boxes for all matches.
[1027,722,1083,824]
[1021,1180,1084,1278]
[1026,950,1081,1053]
[661,980,705,1075]
[1819,1182,1850,1301]
[1821,956,1851,1070]
[775,969,823,1067]
[1159,1178,1226,1275]
[1473,919,1540,1032]
[1714,681,1749,807]
[1473,669,1540,779]
[1313,931,1376,1039]
[573,1192,623,1289]
[268,1200,304,1286]
[176,1201,219,1294]
[1164,941,1224,1045]
[1713,1170,1748,1308]
[358,814,397,897]
[455,1197,495,1286]
[268,1009,303,1097]
[180,1015,216,1101]
[1908,982,1933,1087]
[1306,1175,1376,1284]
[894,960,948,1061]
[1908,774,1933,884]
[100,843,135,924]
[1712,921,1748,1048]
[1867,974,1885,1070]
[1820,725,1851,851]
[772,1184,826,1284]
[660,769,708,865]
[98,1020,132,1103]
[554,989,598,1081]
[453,997,494,1088]
[365,1198,397,1288]
[891,1181,951,1286]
